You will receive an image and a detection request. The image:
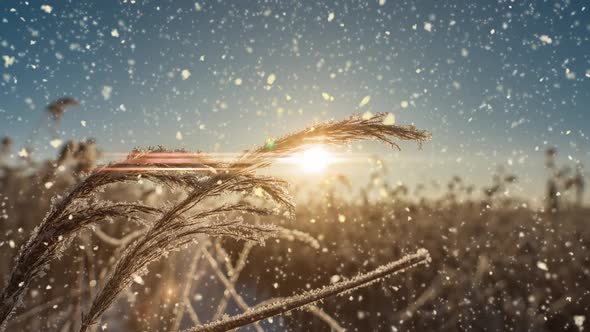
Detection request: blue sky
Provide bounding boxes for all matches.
[1,0,589,202]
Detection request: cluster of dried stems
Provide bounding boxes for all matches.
[0,113,431,332]
[188,248,430,332]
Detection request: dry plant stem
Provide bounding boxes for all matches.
[306,305,346,332]
[212,241,255,320]
[254,299,345,331]
[6,288,88,327]
[170,248,203,331]
[394,270,455,322]
[78,113,430,331]
[238,113,431,173]
[185,298,202,326]
[201,247,264,332]
[0,152,219,328]
[74,239,85,332]
[80,208,275,330]
[211,228,319,320]
[93,228,145,247]
[214,240,235,275]
[187,249,430,332]
[0,203,159,329]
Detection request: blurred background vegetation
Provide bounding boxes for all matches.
[0,133,587,332]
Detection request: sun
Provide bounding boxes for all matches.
[297,146,333,173]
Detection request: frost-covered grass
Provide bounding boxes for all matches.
[0,114,432,332]
[1,114,587,331]
[187,249,430,332]
[235,196,590,331]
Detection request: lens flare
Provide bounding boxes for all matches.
[298,146,333,173]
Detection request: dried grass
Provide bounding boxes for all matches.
[186,249,430,332]
[0,113,431,332]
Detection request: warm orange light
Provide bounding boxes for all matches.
[296,146,334,173]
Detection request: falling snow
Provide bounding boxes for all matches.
[0,1,589,331]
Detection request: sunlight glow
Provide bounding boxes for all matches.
[297,146,333,173]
